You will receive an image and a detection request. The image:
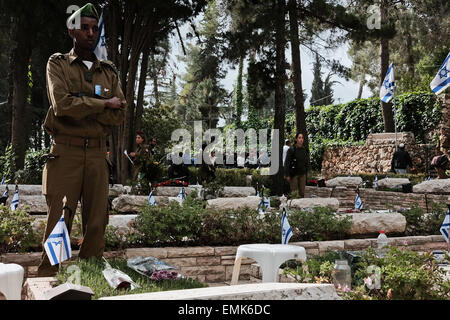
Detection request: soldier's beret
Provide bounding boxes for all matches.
[67,3,99,29]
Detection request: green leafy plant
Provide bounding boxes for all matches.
[401,201,447,236]
[344,247,450,300]
[287,206,352,241]
[0,205,35,253]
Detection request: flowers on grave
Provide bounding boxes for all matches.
[150,270,179,281]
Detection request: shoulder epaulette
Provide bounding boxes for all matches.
[49,53,66,61]
[100,60,119,76]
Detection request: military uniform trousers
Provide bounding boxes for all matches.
[289,174,307,198]
[38,140,109,275]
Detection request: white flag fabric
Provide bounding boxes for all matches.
[148,191,156,206]
[355,192,363,210]
[281,208,293,245]
[178,187,186,201]
[1,176,4,185]
[94,12,108,60]
[373,175,378,189]
[9,189,19,211]
[2,188,8,198]
[430,51,450,95]
[380,63,395,103]
[44,214,72,266]
[440,209,450,243]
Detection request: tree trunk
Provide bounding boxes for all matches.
[357,79,365,99]
[380,0,395,133]
[288,0,308,151]
[272,0,287,196]
[135,45,150,135]
[10,17,33,171]
[405,30,414,79]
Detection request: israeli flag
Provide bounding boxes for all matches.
[281,208,293,245]
[178,187,186,201]
[373,175,378,189]
[430,51,450,95]
[94,12,108,60]
[9,189,19,211]
[440,209,450,243]
[262,196,270,209]
[425,176,431,181]
[44,214,72,266]
[355,192,363,210]
[380,63,395,103]
[2,188,8,198]
[148,191,156,206]
[0,176,4,185]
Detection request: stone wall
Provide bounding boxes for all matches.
[304,186,448,211]
[321,132,438,177]
[2,235,446,283]
[321,94,450,177]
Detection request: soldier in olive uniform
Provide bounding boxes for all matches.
[38,3,127,276]
[129,131,150,181]
[285,133,310,198]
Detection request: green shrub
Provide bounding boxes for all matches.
[345,247,450,300]
[0,144,15,183]
[15,148,49,184]
[400,201,447,236]
[282,251,341,284]
[0,205,35,253]
[133,196,205,247]
[288,206,353,241]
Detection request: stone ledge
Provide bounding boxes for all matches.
[98,282,341,300]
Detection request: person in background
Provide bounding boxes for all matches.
[431,126,450,179]
[285,132,310,198]
[129,131,150,181]
[148,137,157,156]
[390,143,413,174]
[168,152,190,182]
[199,143,216,184]
[283,139,292,166]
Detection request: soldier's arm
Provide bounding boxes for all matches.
[46,57,107,120]
[95,72,127,126]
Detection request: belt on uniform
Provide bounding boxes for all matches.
[54,136,104,148]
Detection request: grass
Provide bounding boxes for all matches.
[56,257,207,300]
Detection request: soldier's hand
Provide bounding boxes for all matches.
[105,97,122,109]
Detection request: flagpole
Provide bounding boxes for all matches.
[59,196,67,272]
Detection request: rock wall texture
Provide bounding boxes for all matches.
[321,94,450,177]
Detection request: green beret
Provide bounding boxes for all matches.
[67,3,99,29]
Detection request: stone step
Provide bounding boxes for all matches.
[99,282,341,300]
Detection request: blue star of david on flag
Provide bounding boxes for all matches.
[355,192,363,210]
[431,51,450,95]
[281,208,293,245]
[44,213,72,265]
[440,208,450,243]
[380,63,395,103]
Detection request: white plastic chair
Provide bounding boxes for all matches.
[231,243,306,285]
[0,263,24,300]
